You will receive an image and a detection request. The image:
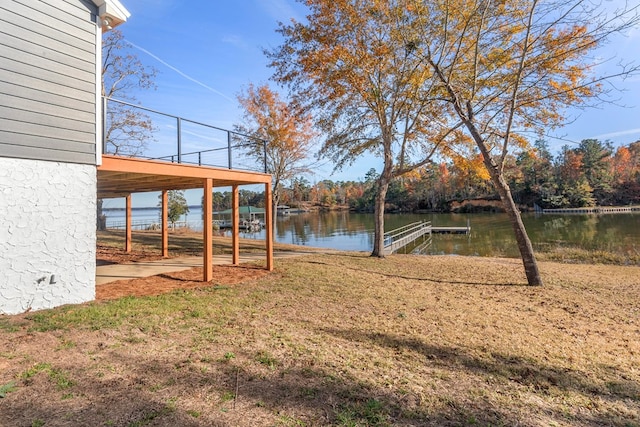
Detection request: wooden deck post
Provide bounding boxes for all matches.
[161,190,168,257]
[125,194,132,253]
[265,183,274,271]
[203,178,213,281]
[232,185,240,265]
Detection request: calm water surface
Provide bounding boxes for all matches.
[270,211,640,257]
[105,209,639,257]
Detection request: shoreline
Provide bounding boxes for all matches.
[98,229,640,267]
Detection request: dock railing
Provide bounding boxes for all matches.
[383,221,432,255]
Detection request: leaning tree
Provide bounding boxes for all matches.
[399,0,639,285]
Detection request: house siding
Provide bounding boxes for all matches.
[0,0,98,165]
[0,0,104,314]
[0,158,97,314]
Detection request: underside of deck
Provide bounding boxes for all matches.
[97,155,274,280]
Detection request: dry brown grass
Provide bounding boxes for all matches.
[0,252,639,426]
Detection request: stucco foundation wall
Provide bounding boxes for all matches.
[0,158,96,315]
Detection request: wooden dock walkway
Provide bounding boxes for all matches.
[383,222,432,255]
[383,221,471,255]
[431,226,470,234]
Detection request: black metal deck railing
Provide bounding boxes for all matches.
[102,97,268,173]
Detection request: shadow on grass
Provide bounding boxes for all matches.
[320,327,640,420]
[155,265,268,283]
[3,329,636,427]
[0,348,505,426]
[300,259,528,287]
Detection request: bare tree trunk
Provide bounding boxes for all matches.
[371,136,395,257]
[371,176,390,257]
[272,190,280,233]
[492,173,543,286]
[97,198,107,231]
[474,140,543,285]
[272,180,281,232]
[463,119,543,286]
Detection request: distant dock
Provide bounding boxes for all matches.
[542,206,640,214]
[214,219,264,231]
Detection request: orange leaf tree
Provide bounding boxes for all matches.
[268,0,463,256]
[236,84,315,224]
[401,0,639,285]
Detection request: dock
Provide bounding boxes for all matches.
[431,226,470,234]
[383,221,470,255]
[213,219,263,231]
[383,222,432,255]
[542,206,640,214]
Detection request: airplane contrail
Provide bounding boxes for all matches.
[125,40,235,103]
[594,128,640,139]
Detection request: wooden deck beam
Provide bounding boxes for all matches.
[125,194,132,253]
[98,156,270,199]
[265,183,274,271]
[161,190,168,258]
[203,179,213,282]
[232,185,240,265]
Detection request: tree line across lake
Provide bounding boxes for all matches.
[206,139,639,214]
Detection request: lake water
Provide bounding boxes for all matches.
[104,208,639,258]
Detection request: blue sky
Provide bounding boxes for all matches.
[107,0,640,207]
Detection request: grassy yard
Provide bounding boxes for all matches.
[0,251,639,426]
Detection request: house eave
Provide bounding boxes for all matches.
[92,0,130,31]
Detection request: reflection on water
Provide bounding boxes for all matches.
[274,211,374,250]
[269,211,639,258]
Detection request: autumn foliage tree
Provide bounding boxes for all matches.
[612,141,640,186]
[398,0,639,285]
[612,141,640,203]
[235,84,315,224]
[268,0,463,256]
[613,146,634,183]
